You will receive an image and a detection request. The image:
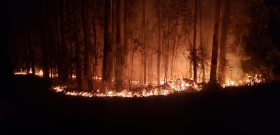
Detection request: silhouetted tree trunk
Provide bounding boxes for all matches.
[102,0,114,90]
[57,0,68,83]
[124,1,129,86]
[115,0,125,91]
[92,17,98,90]
[209,0,221,85]
[42,0,49,79]
[199,0,205,82]
[74,35,82,89]
[193,0,198,83]
[82,0,93,90]
[218,0,230,84]
[25,30,35,75]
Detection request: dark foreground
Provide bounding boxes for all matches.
[1,75,280,135]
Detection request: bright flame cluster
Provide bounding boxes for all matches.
[223,74,265,87]
[52,79,202,98]
[52,74,265,98]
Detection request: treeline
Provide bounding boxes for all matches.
[10,0,280,91]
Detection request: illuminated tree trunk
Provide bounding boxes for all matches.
[193,0,198,83]
[209,0,221,85]
[124,1,129,86]
[142,0,147,85]
[218,0,230,84]
[199,0,205,82]
[115,0,125,91]
[102,0,114,90]
[157,0,162,86]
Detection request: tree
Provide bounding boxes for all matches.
[41,0,50,79]
[82,0,93,90]
[115,0,125,91]
[198,0,205,83]
[102,0,114,90]
[209,0,221,85]
[156,0,162,86]
[218,0,230,84]
[193,0,198,83]
[142,0,147,85]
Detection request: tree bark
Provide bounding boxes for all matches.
[209,0,221,85]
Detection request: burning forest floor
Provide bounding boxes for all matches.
[1,75,280,134]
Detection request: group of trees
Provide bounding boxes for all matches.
[9,0,280,91]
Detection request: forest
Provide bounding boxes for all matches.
[2,0,280,94]
[2,0,280,134]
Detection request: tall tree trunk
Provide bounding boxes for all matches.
[209,0,221,85]
[115,0,125,91]
[92,17,98,90]
[142,0,147,85]
[82,0,93,90]
[102,0,114,90]
[124,1,129,86]
[75,35,82,90]
[27,30,35,75]
[58,0,68,83]
[25,32,30,74]
[218,0,230,84]
[199,0,205,82]
[193,0,198,83]
[42,0,49,79]
[156,0,162,86]
[56,0,62,79]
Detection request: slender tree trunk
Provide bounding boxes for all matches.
[142,0,147,85]
[157,0,162,86]
[92,17,98,89]
[82,0,93,90]
[199,0,205,82]
[102,0,114,90]
[115,0,125,91]
[124,1,129,87]
[56,0,62,79]
[218,0,230,84]
[193,0,198,83]
[209,0,221,85]
[58,0,68,83]
[42,0,49,79]
[75,36,82,90]
[25,32,30,74]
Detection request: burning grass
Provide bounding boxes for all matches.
[52,74,266,98]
